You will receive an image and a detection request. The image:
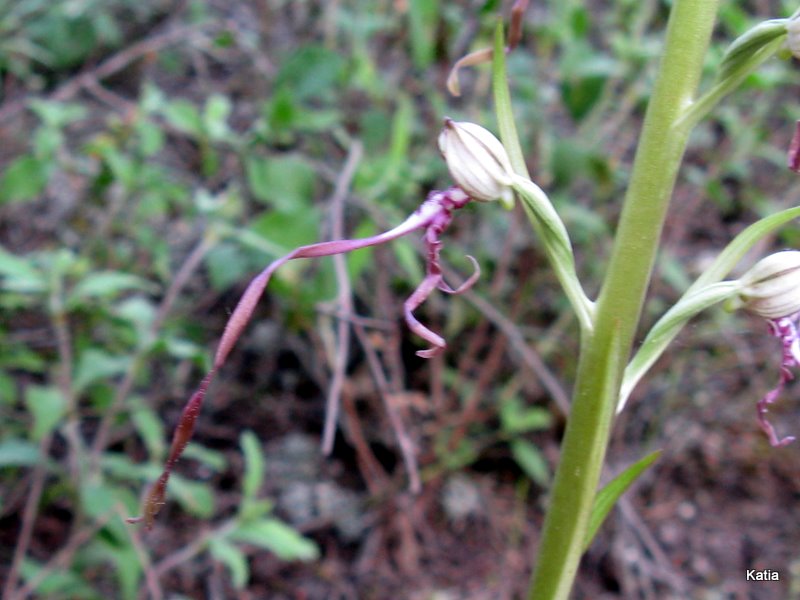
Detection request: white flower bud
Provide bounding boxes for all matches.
[739,250,800,319]
[438,118,515,208]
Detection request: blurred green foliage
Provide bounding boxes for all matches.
[0,0,159,80]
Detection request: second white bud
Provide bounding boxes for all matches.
[739,250,800,319]
[787,17,800,60]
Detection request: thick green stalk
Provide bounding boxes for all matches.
[528,1,720,598]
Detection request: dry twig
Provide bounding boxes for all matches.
[352,323,422,494]
[8,514,112,600]
[321,140,364,454]
[442,265,571,416]
[0,23,210,124]
[3,284,78,600]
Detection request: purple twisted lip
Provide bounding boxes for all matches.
[128,186,479,528]
[759,311,800,447]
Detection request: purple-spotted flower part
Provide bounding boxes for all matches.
[127,186,480,528]
[740,251,800,446]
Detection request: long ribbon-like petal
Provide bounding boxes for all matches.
[128,188,475,527]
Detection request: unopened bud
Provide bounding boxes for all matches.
[438,119,515,208]
[788,18,800,59]
[739,250,800,319]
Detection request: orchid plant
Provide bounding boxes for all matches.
[130,1,800,598]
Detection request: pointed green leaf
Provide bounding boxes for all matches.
[0,438,42,467]
[510,439,550,487]
[203,95,232,141]
[168,475,215,518]
[500,397,553,434]
[0,155,48,204]
[240,430,265,503]
[0,248,45,293]
[73,349,131,394]
[162,99,203,137]
[25,385,66,441]
[20,559,100,599]
[584,450,661,550]
[67,271,154,306]
[274,45,345,101]
[228,518,319,561]
[131,404,165,460]
[408,0,439,69]
[182,444,226,472]
[209,537,249,588]
[244,155,316,211]
[29,100,87,128]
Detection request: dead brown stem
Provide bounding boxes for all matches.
[321,140,364,454]
[352,324,421,494]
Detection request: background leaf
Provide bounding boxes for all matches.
[228,518,319,561]
[0,156,48,203]
[24,385,66,441]
[209,537,249,588]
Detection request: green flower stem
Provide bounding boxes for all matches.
[527,1,720,598]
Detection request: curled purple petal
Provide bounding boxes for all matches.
[404,272,448,358]
[129,186,478,527]
[438,255,480,294]
[757,391,795,447]
[401,187,480,357]
[215,205,441,367]
[757,312,800,447]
